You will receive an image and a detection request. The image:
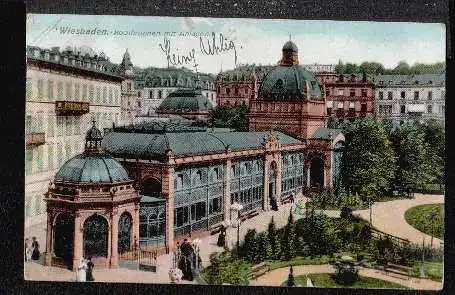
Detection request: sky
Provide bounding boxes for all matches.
[26,14,446,74]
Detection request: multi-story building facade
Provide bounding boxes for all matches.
[373,74,445,127]
[25,45,124,226]
[302,63,336,73]
[316,73,375,121]
[216,65,274,107]
[135,68,216,115]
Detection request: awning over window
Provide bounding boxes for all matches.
[407,104,425,112]
[349,102,355,108]
[327,101,333,108]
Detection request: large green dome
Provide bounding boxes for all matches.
[157,89,213,112]
[258,65,323,100]
[54,153,130,183]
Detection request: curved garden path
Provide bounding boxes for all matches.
[353,194,444,248]
[251,264,442,290]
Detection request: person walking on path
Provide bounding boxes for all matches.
[76,258,87,282]
[31,237,40,261]
[86,257,94,282]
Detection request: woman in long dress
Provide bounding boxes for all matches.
[31,237,40,261]
[76,258,87,282]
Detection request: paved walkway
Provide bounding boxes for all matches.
[24,199,310,283]
[354,194,444,248]
[251,264,443,290]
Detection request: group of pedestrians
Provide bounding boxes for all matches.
[24,237,40,262]
[76,257,94,282]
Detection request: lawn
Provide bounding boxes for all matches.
[404,204,444,239]
[282,273,408,289]
[408,261,443,282]
[265,256,331,271]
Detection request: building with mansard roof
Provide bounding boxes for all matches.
[135,67,217,115]
[373,73,445,127]
[215,64,274,107]
[25,45,130,227]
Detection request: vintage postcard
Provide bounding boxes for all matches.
[25,14,445,290]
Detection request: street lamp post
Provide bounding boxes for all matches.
[230,202,244,255]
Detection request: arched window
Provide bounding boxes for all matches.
[118,212,132,253]
[193,170,203,185]
[53,213,74,264]
[83,215,108,258]
[174,174,184,190]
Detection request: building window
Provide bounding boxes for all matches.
[57,82,63,99]
[209,197,221,214]
[74,83,80,101]
[350,89,355,97]
[109,87,113,104]
[158,90,162,99]
[388,91,393,100]
[47,115,54,137]
[89,85,94,102]
[25,148,33,175]
[441,91,445,99]
[401,91,405,99]
[428,91,433,100]
[82,84,88,101]
[325,89,330,96]
[65,117,72,136]
[66,82,72,100]
[378,91,383,100]
[96,86,101,103]
[103,86,107,103]
[400,105,406,114]
[36,146,43,171]
[56,117,63,136]
[47,80,54,101]
[226,88,231,95]
[26,78,33,100]
[414,91,419,100]
[191,201,206,221]
[361,89,367,97]
[37,79,43,101]
[427,105,433,114]
[47,144,54,170]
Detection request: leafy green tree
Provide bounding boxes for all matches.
[421,121,445,188]
[203,251,252,285]
[241,229,258,263]
[334,60,345,74]
[256,232,272,263]
[210,105,248,131]
[267,216,281,260]
[282,211,296,260]
[359,61,386,75]
[342,117,396,205]
[392,61,411,75]
[389,123,429,195]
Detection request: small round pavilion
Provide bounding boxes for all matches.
[44,121,140,270]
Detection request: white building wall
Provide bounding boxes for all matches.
[25,66,121,226]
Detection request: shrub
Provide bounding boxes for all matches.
[340,206,353,219]
[241,229,258,263]
[333,261,359,286]
[267,216,281,260]
[203,251,252,285]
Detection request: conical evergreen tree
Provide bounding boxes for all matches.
[242,229,258,263]
[256,231,272,263]
[282,211,297,260]
[268,216,281,260]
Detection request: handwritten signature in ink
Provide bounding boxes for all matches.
[159,37,199,71]
[199,32,238,65]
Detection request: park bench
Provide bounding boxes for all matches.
[209,223,223,235]
[240,209,259,222]
[251,262,270,279]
